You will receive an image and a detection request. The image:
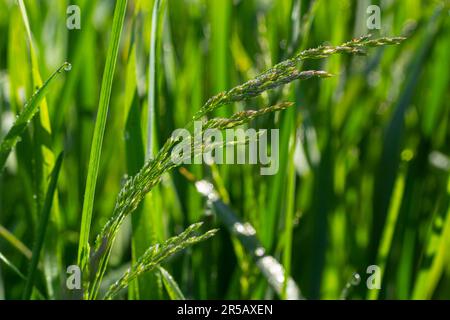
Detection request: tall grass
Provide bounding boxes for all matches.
[0,0,448,300]
[77,0,128,276]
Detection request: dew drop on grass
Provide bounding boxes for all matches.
[63,62,72,72]
[255,247,265,257]
[351,273,361,286]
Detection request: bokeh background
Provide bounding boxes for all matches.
[0,0,449,299]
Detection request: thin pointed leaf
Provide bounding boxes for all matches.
[0,63,70,171]
[22,152,64,299]
[159,266,185,300]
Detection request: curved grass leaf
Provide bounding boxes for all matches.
[147,0,166,159]
[0,62,70,171]
[16,0,67,298]
[368,172,405,300]
[159,266,186,300]
[0,224,32,259]
[22,152,64,299]
[412,175,450,299]
[90,35,404,301]
[0,251,26,280]
[192,178,303,300]
[77,0,128,278]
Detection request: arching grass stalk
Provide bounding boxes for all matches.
[78,0,128,279]
[87,35,406,299]
[0,62,71,171]
[104,223,216,299]
[194,35,405,119]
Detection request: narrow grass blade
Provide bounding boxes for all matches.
[78,0,128,273]
[126,0,166,299]
[159,266,186,300]
[208,0,231,118]
[147,0,166,159]
[1,252,45,299]
[88,34,403,300]
[0,251,26,280]
[0,62,70,171]
[368,172,405,300]
[16,0,67,298]
[282,123,297,299]
[124,6,147,299]
[0,224,32,259]
[23,152,64,299]
[191,177,303,300]
[369,5,441,266]
[412,175,450,299]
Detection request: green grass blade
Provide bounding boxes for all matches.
[412,175,450,299]
[282,124,297,299]
[0,62,70,171]
[0,224,32,259]
[193,178,303,300]
[126,0,167,299]
[87,34,404,300]
[369,5,441,265]
[159,266,186,300]
[0,251,26,280]
[1,251,45,299]
[124,5,146,300]
[368,172,405,300]
[208,0,231,118]
[147,0,166,159]
[16,0,67,298]
[77,0,128,272]
[22,152,64,299]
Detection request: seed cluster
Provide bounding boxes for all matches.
[88,35,406,298]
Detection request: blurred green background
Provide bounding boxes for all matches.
[0,0,449,299]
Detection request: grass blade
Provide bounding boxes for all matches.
[77,0,128,273]
[282,122,298,299]
[368,172,405,300]
[147,0,166,159]
[189,176,303,300]
[0,224,32,259]
[88,35,404,300]
[16,0,67,298]
[22,152,64,299]
[126,0,166,299]
[412,175,450,299]
[159,266,186,300]
[0,62,70,171]
[0,251,26,280]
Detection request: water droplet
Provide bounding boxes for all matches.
[64,62,72,72]
[351,273,361,286]
[255,247,265,257]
